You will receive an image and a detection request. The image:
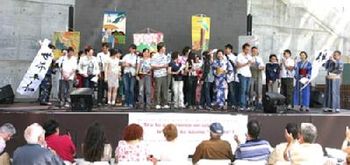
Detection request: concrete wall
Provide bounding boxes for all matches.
[0,0,75,99]
[75,0,247,53]
[250,0,350,84]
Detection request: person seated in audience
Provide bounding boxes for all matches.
[43,119,76,163]
[0,123,16,165]
[284,123,323,164]
[192,122,234,164]
[234,120,271,162]
[78,123,112,165]
[341,126,350,163]
[158,124,188,162]
[268,123,299,165]
[13,123,63,165]
[115,123,156,164]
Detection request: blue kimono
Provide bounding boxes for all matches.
[293,60,312,108]
[212,59,233,108]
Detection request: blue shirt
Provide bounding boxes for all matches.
[235,139,271,161]
[13,144,63,165]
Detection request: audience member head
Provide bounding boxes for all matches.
[163,124,178,142]
[285,123,299,140]
[283,49,292,58]
[299,51,308,61]
[251,46,259,56]
[0,123,16,141]
[216,49,224,60]
[129,44,137,54]
[123,124,143,141]
[67,47,74,57]
[101,42,109,53]
[333,50,342,60]
[42,119,60,137]
[299,123,317,144]
[182,46,191,56]
[247,120,260,140]
[84,46,94,56]
[157,42,166,53]
[225,44,233,54]
[24,123,45,145]
[142,48,150,58]
[209,122,224,139]
[269,54,278,63]
[83,122,106,162]
[242,43,251,54]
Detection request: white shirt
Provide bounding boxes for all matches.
[236,52,253,77]
[227,53,239,82]
[280,57,295,78]
[158,140,188,162]
[78,55,100,76]
[96,51,110,72]
[0,137,5,153]
[122,53,137,76]
[151,53,168,78]
[60,56,78,80]
[289,143,324,165]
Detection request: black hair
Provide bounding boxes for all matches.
[157,42,165,52]
[171,51,179,60]
[284,49,292,56]
[182,46,191,55]
[110,48,122,56]
[67,47,74,53]
[225,44,233,50]
[84,45,93,54]
[216,49,224,56]
[247,120,260,139]
[129,44,137,50]
[42,119,59,137]
[187,52,196,66]
[299,51,308,59]
[251,46,258,50]
[142,48,149,53]
[101,42,109,48]
[83,123,106,162]
[286,123,299,139]
[269,54,277,62]
[242,43,251,50]
[334,50,342,55]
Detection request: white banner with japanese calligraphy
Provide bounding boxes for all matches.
[17,39,53,96]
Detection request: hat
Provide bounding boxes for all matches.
[210,122,224,135]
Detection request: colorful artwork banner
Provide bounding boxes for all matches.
[52,31,80,59]
[191,15,210,51]
[133,33,164,52]
[102,11,126,47]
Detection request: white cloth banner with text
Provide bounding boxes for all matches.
[17,39,53,96]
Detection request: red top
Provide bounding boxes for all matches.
[45,134,76,162]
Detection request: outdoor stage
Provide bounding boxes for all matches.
[1,102,350,157]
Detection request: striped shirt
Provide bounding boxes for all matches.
[235,139,271,161]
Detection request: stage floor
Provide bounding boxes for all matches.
[0,102,349,115]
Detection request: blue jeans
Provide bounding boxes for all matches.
[123,73,135,106]
[200,82,212,107]
[238,74,251,108]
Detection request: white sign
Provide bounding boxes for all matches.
[128,113,248,158]
[17,39,53,96]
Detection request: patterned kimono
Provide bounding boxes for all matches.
[324,59,344,110]
[293,60,312,108]
[212,59,233,107]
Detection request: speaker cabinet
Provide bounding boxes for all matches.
[0,84,14,104]
[70,88,93,112]
[263,92,286,113]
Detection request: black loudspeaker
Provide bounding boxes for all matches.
[247,14,252,35]
[68,5,74,31]
[310,90,324,108]
[70,88,93,112]
[263,92,286,113]
[0,84,14,104]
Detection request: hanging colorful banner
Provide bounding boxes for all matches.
[102,11,126,47]
[17,39,53,96]
[52,31,80,59]
[133,32,164,52]
[191,15,210,51]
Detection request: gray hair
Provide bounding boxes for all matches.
[300,123,317,143]
[0,123,16,135]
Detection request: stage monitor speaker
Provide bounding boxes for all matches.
[247,14,252,35]
[68,5,74,31]
[263,92,286,113]
[70,88,93,112]
[0,84,14,104]
[310,90,324,108]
